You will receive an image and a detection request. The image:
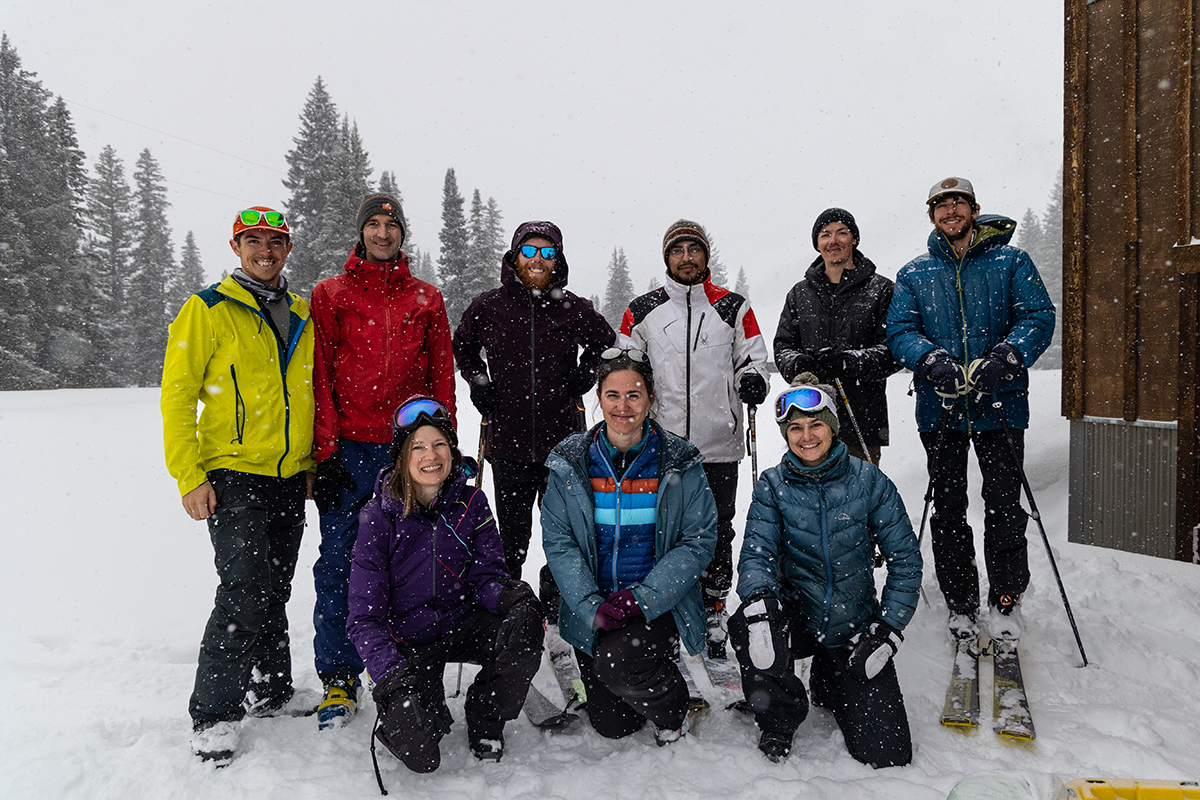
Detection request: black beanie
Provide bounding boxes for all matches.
[811,208,859,251]
[357,194,407,248]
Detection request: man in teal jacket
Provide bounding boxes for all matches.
[887,177,1055,645]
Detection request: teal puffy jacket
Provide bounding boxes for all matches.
[887,214,1055,432]
[737,442,921,648]
[541,420,717,657]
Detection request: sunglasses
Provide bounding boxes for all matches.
[393,396,451,430]
[519,244,557,260]
[238,209,288,228]
[775,386,836,423]
[600,347,648,363]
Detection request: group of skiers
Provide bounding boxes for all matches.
[161,174,1056,773]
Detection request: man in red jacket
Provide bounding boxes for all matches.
[308,193,457,730]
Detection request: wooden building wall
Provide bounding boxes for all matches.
[1064,0,1200,561]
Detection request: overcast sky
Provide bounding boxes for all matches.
[6,1,1064,339]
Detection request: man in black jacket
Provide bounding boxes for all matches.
[453,221,615,584]
[773,208,899,463]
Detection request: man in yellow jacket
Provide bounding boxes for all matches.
[161,207,315,766]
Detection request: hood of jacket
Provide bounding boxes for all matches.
[342,246,414,289]
[499,246,571,297]
[926,213,1016,266]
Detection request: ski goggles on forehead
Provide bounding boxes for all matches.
[775,386,836,422]
[519,244,557,260]
[393,396,450,429]
[238,209,288,228]
[600,347,648,363]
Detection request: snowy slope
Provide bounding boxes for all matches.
[2,371,1198,799]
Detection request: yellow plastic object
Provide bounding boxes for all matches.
[1066,779,1200,799]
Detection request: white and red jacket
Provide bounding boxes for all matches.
[618,274,769,463]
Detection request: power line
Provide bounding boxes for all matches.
[62,97,286,175]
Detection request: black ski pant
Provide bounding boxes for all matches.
[491,459,549,581]
[921,427,1029,614]
[381,608,541,757]
[729,604,912,768]
[699,461,738,612]
[189,469,306,724]
[574,614,688,739]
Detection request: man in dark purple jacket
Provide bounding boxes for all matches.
[453,221,615,585]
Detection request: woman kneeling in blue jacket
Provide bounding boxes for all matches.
[541,349,717,745]
[347,396,543,776]
[731,374,921,768]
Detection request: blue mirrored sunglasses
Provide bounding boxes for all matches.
[520,244,557,260]
[394,396,450,430]
[775,386,836,423]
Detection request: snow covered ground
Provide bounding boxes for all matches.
[2,370,1198,799]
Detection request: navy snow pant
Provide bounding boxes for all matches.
[313,438,390,678]
[490,459,549,581]
[575,614,689,739]
[921,427,1029,614]
[729,604,912,768]
[699,461,738,611]
[190,469,306,724]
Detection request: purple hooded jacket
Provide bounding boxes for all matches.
[347,461,509,681]
[453,221,615,464]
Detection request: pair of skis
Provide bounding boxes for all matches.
[941,636,1034,740]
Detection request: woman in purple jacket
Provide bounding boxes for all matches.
[347,396,543,774]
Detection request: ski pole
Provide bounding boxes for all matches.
[746,405,758,481]
[916,401,955,608]
[455,417,489,698]
[834,377,872,464]
[474,417,489,489]
[991,398,1088,667]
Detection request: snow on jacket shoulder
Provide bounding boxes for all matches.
[161,275,315,496]
[618,274,769,462]
[346,461,507,681]
[541,420,717,657]
[737,442,921,647]
[887,215,1056,433]
[310,249,457,463]
[773,250,898,447]
[453,251,614,463]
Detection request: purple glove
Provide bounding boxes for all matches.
[594,589,642,632]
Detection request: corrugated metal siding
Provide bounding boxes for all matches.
[1068,418,1177,557]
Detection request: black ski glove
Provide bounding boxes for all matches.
[495,580,544,672]
[847,620,903,683]
[469,381,498,416]
[737,372,769,406]
[921,348,968,399]
[313,453,357,514]
[966,342,1022,395]
[565,364,597,398]
[729,593,789,678]
[814,347,844,381]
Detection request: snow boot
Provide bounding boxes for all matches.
[317,674,360,730]
[705,592,730,660]
[948,609,979,647]
[989,594,1023,642]
[654,713,690,747]
[758,729,793,763]
[191,719,240,766]
[469,730,504,761]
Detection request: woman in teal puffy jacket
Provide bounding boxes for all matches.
[541,349,717,746]
[731,374,921,768]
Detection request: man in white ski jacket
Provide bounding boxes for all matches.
[618,219,770,658]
